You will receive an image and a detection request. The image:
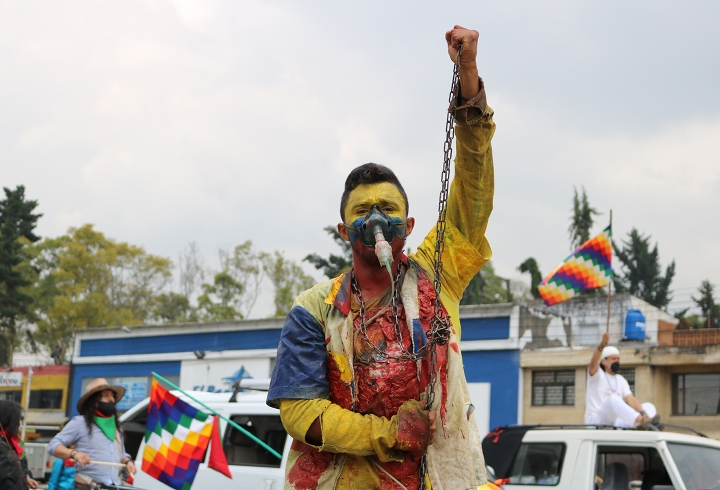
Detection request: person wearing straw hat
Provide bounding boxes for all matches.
[48,378,136,489]
[585,332,659,429]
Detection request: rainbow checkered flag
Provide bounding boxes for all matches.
[142,379,213,490]
[538,225,612,306]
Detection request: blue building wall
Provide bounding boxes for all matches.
[79,329,282,357]
[461,316,510,340]
[463,349,520,430]
[70,361,180,416]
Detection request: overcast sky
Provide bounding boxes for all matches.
[2,1,718,317]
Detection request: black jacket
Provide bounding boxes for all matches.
[0,437,32,490]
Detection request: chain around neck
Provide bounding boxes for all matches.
[351,263,419,362]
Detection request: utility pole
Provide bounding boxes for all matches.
[20,367,32,441]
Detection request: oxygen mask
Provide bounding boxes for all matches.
[346,205,406,274]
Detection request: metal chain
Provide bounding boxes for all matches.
[352,265,417,362]
[418,43,463,490]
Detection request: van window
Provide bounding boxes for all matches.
[595,445,671,490]
[224,415,287,468]
[121,405,149,461]
[667,443,720,490]
[508,443,565,485]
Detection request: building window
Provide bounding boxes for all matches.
[81,374,181,412]
[532,370,575,406]
[617,368,635,393]
[673,373,720,415]
[0,391,22,403]
[29,390,63,409]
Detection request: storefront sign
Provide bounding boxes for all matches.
[0,372,23,387]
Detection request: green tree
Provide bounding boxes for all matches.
[304,226,352,279]
[518,257,543,300]
[178,242,206,303]
[673,308,704,330]
[196,272,244,321]
[110,242,173,322]
[613,228,675,309]
[0,186,41,365]
[568,186,599,249]
[218,240,265,317]
[152,292,196,324]
[31,224,172,362]
[263,251,315,317]
[461,261,511,305]
[692,280,720,329]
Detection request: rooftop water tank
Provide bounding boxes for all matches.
[624,309,646,341]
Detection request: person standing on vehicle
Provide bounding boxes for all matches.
[585,332,659,428]
[0,400,40,489]
[48,378,136,489]
[268,25,495,490]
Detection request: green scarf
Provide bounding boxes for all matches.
[94,415,116,441]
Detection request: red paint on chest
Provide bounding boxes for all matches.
[287,441,335,490]
[416,274,451,427]
[322,266,452,488]
[353,302,421,418]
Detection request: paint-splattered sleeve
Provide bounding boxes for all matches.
[278,399,405,463]
[267,305,330,408]
[411,78,494,304]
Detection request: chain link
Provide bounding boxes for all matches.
[352,265,417,362]
[418,43,463,490]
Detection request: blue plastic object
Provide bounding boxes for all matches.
[624,309,646,340]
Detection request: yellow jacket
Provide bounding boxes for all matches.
[267,81,495,489]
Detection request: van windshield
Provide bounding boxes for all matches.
[667,443,720,490]
[508,443,565,486]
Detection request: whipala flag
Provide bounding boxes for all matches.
[537,225,612,306]
[142,379,230,490]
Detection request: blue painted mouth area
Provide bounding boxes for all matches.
[346,215,407,247]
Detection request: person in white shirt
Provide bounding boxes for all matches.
[585,332,659,428]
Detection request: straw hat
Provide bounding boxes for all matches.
[76,378,126,412]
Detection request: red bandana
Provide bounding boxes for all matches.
[0,431,24,459]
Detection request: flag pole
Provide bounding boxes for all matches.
[605,210,613,334]
[89,461,128,468]
[151,372,282,460]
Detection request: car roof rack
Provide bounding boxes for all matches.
[510,424,626,430]
[655,423,708,438]
[504,423,708,438]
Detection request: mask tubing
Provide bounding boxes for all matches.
[373,225,393,274]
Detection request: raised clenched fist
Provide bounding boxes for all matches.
[445,25,479,67]
[445,26,480,100]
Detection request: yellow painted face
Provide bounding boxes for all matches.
[343,182,407,224]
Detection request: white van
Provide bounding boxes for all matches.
[119,387,290,490]
[482,424,720,490]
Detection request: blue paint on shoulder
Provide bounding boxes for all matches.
[267,306,330,408]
